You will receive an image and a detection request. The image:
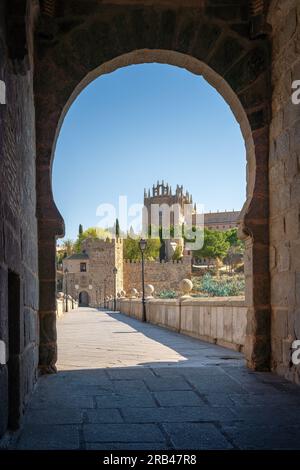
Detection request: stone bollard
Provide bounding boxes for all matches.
[179,278,193,299]
[145,284,155,299]
[121,290,126,298]
[129,288,138,299]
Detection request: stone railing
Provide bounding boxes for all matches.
[56,292,78,318]
[107,282,247,352]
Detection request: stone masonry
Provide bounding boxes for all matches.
[0,1,39,437]
[268,0,300,383]
[123,257,191,294]
[62,238,123,307]
[1,0,300,443]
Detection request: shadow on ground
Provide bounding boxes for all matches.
[10,308,300,450]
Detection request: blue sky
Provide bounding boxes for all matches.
[53,63,246,241]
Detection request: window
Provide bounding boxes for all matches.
[80,263,87,272]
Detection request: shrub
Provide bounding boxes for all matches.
[157,290,177,299]
[194,273,245,297]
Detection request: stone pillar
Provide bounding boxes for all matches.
[37,167,64,374]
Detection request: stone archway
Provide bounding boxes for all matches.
[79,291,89,307]
[35,1,271,374]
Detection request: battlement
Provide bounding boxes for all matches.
[144,180,193,204]
[124,254,191,265]
[82,237,123,251]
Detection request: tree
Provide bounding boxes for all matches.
[115,218,120,238]
[61,239,75,257]
[172,245,183,261]
[74,226,111,252]
[194,229,230,269]
[123,235,161,261]
[78,224,83,236]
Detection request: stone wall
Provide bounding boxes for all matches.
[268,0,300,383]
[123,256,191,294]
[34,0,272,373]
[63,238,124,307]
[115,297,247,351]
[0,1,39,437]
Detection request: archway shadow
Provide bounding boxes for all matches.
[102,309,244,369]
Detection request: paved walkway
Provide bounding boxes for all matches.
[12,308,300,450]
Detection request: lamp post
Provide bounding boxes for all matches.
[88,283,93,307]
[70,278,74,309]
[99,286,102,309]
[104,278,107,308]
[75,284,79,307]
[113,267,118,311]
[64,268,69,312]
[139,238,147,322]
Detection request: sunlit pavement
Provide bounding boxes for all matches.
[11,308,300,450]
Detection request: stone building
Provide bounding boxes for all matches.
[145,181,240,232]
[0,0,300,440]
[203,210,240,231]
[62,236,191,304]
[143,181,240,261]
[62,238,123,307]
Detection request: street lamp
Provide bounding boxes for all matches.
[113,267,118,311]
[64,268,69,312]
[139,238,147,322]
[75,284,79,306]
[98,286,102,309]
[104,278,107,308]
[70,278,74,309]
[88,284,93,307]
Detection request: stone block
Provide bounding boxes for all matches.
[291,240,300,270]
[17,424,80,450]
[83,423,165,444]
[0,366,8,438]
[271,272,296,307]
[277,242,291,272]
[285,207,299,240]
[144,376,191,392]
[296,272,300,305]
[223,308,233,342]
[209,35,245,75]
[162,422,233,449]
[24,308,38,347]
[154,391,204,407]
[272,308,288,339]
[192,22,221,62]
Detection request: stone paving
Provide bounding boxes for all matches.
[11,308,300,450]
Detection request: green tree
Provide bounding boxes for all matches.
[61,238,75,257]
[79,224,83,236]
[74,227,111,252]
[115,218,120,238]
[194,229,230,268]
[123,235,161,261]
[172,245,183,261]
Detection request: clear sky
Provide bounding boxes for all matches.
[53,63,246,241]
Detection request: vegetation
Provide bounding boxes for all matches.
[123,236,161,261]
[193,273,245,297]
[193,228,230,265]
[157,289,177,299]
[172,245,183,261]
[74,226,112,253]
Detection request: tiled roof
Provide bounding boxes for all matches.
[66,253,89,260]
